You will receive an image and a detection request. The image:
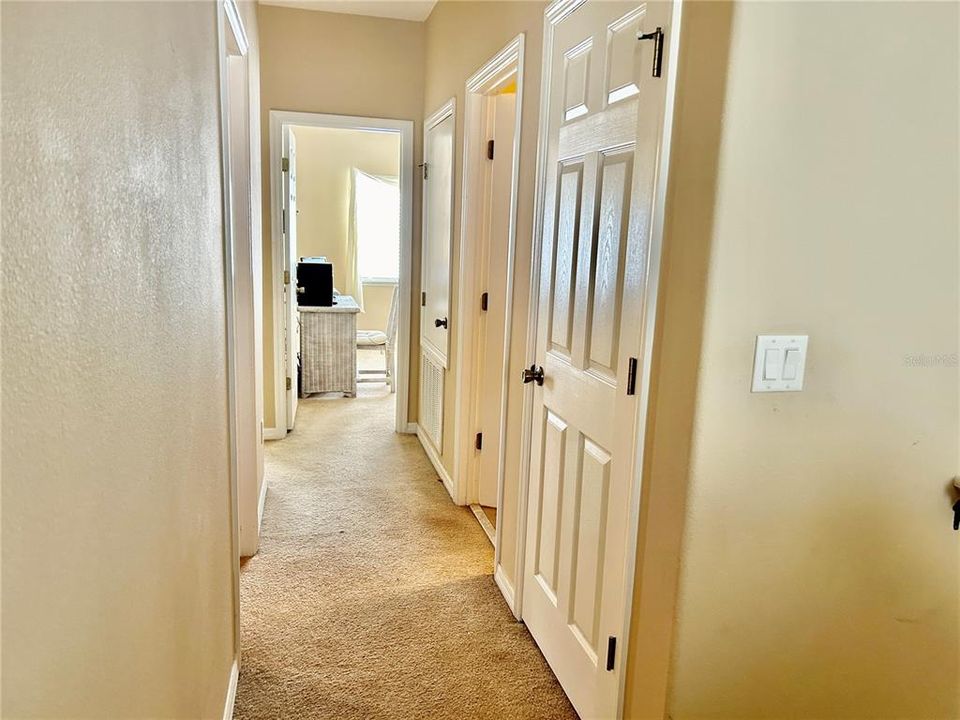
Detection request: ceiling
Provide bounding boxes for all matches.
[258,0,438,22]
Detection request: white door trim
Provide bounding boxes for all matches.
[511,0,574,623]
[216,0,247,689]
[515,1,685,715]
[613,2,685,714]
[450,36,526,602]
[268,110,415,435]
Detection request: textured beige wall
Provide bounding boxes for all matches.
[642,2,960,718]
[291,125,399,331]
[423,0,547,586]
[1,2,235,717]
[258,5,424,429]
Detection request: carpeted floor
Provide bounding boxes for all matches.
[234,380,578,720]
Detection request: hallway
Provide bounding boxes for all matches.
[234,386,577,719]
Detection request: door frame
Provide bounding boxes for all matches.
[514,0,686,715]
[216,0,249,709]
[267,110,415,435]
[450,36,525,585]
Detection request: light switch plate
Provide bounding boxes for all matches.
[752,335,808,392]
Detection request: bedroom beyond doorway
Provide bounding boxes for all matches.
[265,112,414,439]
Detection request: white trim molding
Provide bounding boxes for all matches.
[262,426,286,441]
[416,426,455,500]
[216,0,246,679]
[268,111,415,435]
[257,478,269,530]
[223,0,249,56]
[449,34,526,613]
[222,659,239,720]
[494,565,516,612]
[614,2,685,716]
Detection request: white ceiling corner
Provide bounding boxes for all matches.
[258,0,438,23]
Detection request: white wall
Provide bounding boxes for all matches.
[1,2,236,716]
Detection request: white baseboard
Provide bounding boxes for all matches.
[416,427,456,502]
[494,565,519,619]
[222,658,239,720]
[469,503,496,546]
[402,421,418,435]
[263,426,286,441]
[257,479,268,530]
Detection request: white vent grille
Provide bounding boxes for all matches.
[419,351,444,452]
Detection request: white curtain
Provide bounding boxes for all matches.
[346,169,365,310]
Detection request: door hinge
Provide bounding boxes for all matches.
[281,157,290,172]
[637,26,664,78]
[285,376,292,391]
[487,139,495,160]
[419,162,428,180]
[481,292,488,311]
[283,270,290,284]
[421,291,427,307]
[626,357,638,395]
[606,636,617,671]
[475,432,483,451]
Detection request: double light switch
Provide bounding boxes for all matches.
[752,335,808,392]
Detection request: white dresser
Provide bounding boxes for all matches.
[299,295,360,397]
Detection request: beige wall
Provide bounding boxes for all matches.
[423,0,547,587]
[1,2,235,717]
[259,5,425,429]
[291,125,399,331]
[625,2,959,718]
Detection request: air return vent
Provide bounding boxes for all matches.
[419,351,444,452]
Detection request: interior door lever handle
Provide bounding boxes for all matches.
[522,364,544,386]
[434,317,448,329]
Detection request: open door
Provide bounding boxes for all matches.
[521,1,672,717]
[282,129,299,431]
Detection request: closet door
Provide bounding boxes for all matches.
[418,100,455,453]
[420,100,455,370]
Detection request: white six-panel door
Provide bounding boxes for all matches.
[521,1,671,717]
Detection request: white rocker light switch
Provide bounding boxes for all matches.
[752,335,808,392]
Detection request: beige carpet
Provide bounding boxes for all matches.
[234,382,577,720]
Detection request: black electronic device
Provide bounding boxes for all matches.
[297,257,334,306]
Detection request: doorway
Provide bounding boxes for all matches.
[452,36,525,559]
[267,111,414,436]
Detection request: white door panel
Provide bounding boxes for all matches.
[522,1,671,718]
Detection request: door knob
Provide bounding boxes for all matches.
[435,317,448,329]
[522,364,544,386]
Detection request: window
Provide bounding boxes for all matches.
[353,169,400,283]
